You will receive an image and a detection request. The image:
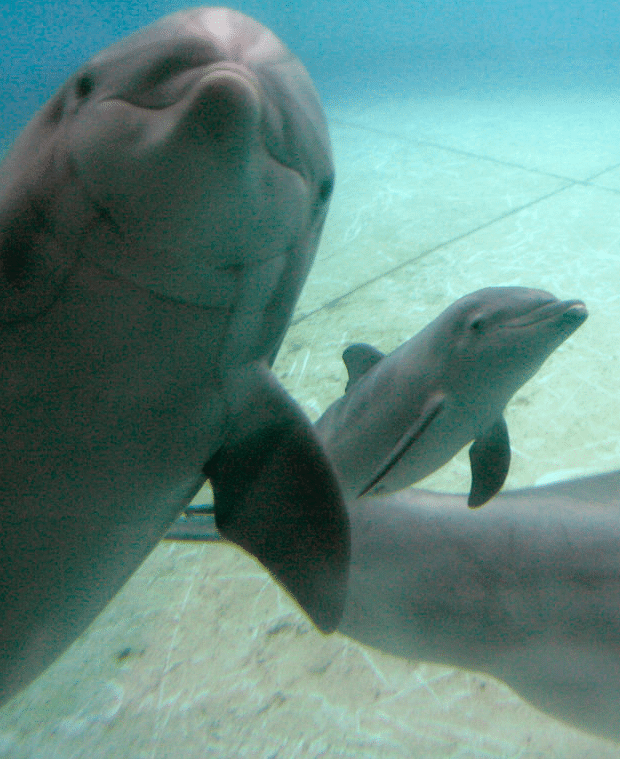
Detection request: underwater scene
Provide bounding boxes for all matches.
[1,1,620,757]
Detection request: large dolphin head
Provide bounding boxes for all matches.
[0,6,334,360]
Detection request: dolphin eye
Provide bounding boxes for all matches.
[318,177,334,204]
[469,314,486,333]
[75,74,95,99]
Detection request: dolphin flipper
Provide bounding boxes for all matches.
[467,416,511,508]
[205,365,350,633]
[359,394,446,497]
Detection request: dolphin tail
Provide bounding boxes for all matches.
[204,365,350,633]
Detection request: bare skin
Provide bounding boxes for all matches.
[338,473,620,743]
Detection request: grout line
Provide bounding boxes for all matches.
[291,183,572,327]
[292,119,620,328]
[329,119,620,191]
[582,161,620,184]
[330,118,574,180]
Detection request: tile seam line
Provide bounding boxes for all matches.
[330,119,620,187]
[582,162,620,184]
[291,183,573,327]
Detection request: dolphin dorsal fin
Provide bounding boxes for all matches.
[342,343,385,392]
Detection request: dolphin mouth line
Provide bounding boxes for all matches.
[505,299,588,328]
[89,260,238,311]
[198,62,262,95]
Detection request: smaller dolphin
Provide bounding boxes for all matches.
[314,287,587,506]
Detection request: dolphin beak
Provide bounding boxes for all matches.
[560,299,589,325]
[198,63,262,100]
[509,299,588,329]
[539,299,589,332]
[179,63,263,149]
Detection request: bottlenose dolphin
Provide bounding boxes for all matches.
[315,287,587,506]
[0,7,347,706]
[165,470,620,743]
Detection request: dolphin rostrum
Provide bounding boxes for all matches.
[314,287,587,506]
[165,470,620,743]
[0,7,348,707]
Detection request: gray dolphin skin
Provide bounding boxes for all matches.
[0,7,348,706]
[315,287,587,506]
[165,470,620,743]
[339,473,620,744]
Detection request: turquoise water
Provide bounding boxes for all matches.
[1,2,620,757]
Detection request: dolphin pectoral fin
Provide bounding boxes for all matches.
[205,371,350,634]
[342,343,385,392]
[467,416,511,508]
[359,394,446,497]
